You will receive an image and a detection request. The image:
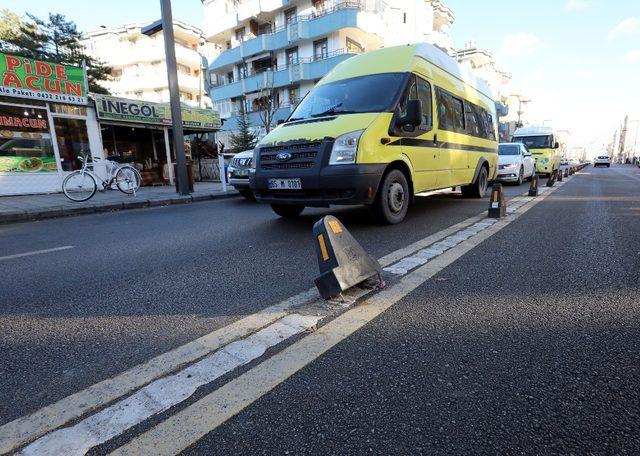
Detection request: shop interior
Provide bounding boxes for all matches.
[100,123,213,186]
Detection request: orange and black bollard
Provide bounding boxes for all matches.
[488,183,506,218]
[528,174,539,196]
[557,168,563,181]
[313,215,382,300]
[546,169,557,187]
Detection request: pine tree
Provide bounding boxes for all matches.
[229,103,258,152]
[2,12,111,94]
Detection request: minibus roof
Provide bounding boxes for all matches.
[319,43,494,100]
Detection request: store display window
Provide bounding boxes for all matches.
[0,104,56,173]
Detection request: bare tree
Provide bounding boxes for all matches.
[256,70,280,136]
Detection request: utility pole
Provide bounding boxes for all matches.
[142,0,190,195]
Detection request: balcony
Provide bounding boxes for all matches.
[209,1,369,71]
[209,49,358,101]
[106,42,203,69]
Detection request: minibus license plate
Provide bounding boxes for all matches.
[268,178,302,190]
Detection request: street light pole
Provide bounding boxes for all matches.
[160,0,189,195]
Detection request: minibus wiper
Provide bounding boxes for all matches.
[311,102,342,117]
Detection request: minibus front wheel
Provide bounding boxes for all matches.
[461,165,489,198]
[373,169,410,225]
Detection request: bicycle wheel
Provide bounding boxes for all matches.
[115,166,141,194]
[62,171,97,202]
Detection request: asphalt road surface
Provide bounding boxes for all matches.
[2,164,639,454]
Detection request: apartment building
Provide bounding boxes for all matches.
[202,0,455,146]
[82,21,220,108]
[456,41,528,141]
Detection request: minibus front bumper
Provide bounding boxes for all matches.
[252,163,386,207]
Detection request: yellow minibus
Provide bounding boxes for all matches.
[251,43,499,224]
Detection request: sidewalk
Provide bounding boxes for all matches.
[0,182,238,224]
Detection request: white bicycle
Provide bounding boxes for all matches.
[62,153,141,202]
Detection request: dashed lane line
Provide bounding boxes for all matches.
[109,181,564,456]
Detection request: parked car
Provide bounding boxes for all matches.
[496,143,535,185]
[560,157,568,166]
[227,150,255,200]
[593,156,611,168]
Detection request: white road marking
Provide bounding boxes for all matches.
[18,314,321,456]
[0,203,491,454]
[0,246,73,261]
[3,180,569,454]
[110,181,565,456]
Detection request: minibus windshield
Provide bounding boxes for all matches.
[289,73,406,121]
[513,135,552,148]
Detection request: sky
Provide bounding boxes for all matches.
[3,0,640,152]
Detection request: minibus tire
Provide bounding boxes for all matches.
[461,166,488,198]
[271,204,304,218]
[374,169,409,224]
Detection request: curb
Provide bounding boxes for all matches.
[0,191,239,225]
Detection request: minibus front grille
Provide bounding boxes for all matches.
[258,142,323,170]
[261,162,314,170]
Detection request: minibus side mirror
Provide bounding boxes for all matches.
[554,141,560,149]
[399,99,422,132]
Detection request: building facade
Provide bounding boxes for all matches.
[202,0,455,147]
[455,41,527,142]
[82,21,220,108]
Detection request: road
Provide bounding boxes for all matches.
[1,164,639,454]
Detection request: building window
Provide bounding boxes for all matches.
[176,63,191,74]
[235,27,245,42]
[288,86,299,106]
[312,0,326,16]
[346,37,363,54]
[227,71,234,84]
[180,92,193,101]
[284,7,297,26]
[313,38,328,61]
[286,47,299,66]
[258,23,272,35]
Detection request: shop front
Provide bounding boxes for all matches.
[0,52,102,196]
[93,94,221,186]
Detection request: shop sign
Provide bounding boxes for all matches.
[94,94,221,130]
[0,52,87,105]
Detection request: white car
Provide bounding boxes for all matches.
[593,156,611,168]
[497,143,536,185]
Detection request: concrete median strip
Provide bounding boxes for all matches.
[2,179,569,455]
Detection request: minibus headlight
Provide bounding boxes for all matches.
[329,130,363,165]
[539,158,549,164]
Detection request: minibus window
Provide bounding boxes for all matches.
[416,77,433,128]
[289,73,406,121]
[436,88,465,133]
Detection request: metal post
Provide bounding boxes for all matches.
[218,153,227,192]
[164,127,174,185]
[160,0,189,195]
